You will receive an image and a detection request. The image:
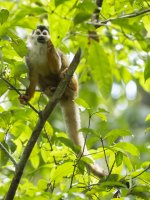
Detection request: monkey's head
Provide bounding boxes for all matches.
[31,25,50,44]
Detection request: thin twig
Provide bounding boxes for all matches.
[100,137,109,173]
[106,159,116,181]
[86,8,150,27]
[0,142,17,167]
[9,88,41,92]
[44,127,57,165]
[70,160,78,188]
[0,76,39,115]
[132,165,150,180]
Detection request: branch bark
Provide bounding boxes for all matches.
[5,47,81,200]
[88,0,104,42]
[87,8,150,27]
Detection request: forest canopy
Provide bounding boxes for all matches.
[0,0,150,199]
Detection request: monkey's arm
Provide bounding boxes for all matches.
[47,40,61,74]
[19,68,38,104]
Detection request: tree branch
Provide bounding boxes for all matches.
[88,0,104,42]
[5,48,81,200]
[87,8,150,27]
[0,142,17,167]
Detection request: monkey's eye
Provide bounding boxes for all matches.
[36,30,41,35]
[43,31,48,35]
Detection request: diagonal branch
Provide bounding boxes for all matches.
[5,48,81,200]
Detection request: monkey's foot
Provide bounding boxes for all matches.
[60,68,68,79]
[44,86,56,96]
[19,94,30,105]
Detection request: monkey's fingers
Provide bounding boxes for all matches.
[44,86,56,96]
[19,94,30,105]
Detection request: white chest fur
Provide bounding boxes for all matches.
[26,40,48,71]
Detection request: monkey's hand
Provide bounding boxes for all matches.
[19,94,30,105]
[44,86,57,96]
[60,68,78,92]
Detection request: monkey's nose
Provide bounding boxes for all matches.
[37,36,45,43]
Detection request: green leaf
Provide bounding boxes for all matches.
[98,108,109,113]
[0,132,5,142]
[123,154,133,171]
[55,0,70,7]
[95,112,107,122]
[100,181,126,188]
[58,136,76,152]
[104,129,132,145]
[79,128,99,137]
[10,62,27,77]
[143,15,150,36]
[0,9,9,25]
[145,127,150,134]
[51,162,74,183]
[8,31,27,57]
[0,79,8,96]
[37,179,47,190]
[115,151,123,167]
[74,12,91,25]
[74,0,96,25]
[145,114,150,121]
[131,186,150,199]
[11,39,27,58]
[88,41,112,98]
[114,142,140,157]
[0,111,12,127]
[144,56,150,81]
[45,122,53,136]
[30,155,40,169]
[75,97,90,109]
[141,161,150,168]
[81,156,94,165]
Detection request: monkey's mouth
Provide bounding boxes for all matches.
[37,36,46,44]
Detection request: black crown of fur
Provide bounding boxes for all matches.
[37,25,49,33]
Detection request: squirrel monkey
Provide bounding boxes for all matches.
[19,25,107,178]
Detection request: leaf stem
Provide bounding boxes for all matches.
[100,137,109,173]
[0,142,17,167]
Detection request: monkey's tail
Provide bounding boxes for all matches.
[60,99,107,178]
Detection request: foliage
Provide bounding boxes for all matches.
[0,0,150,199]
